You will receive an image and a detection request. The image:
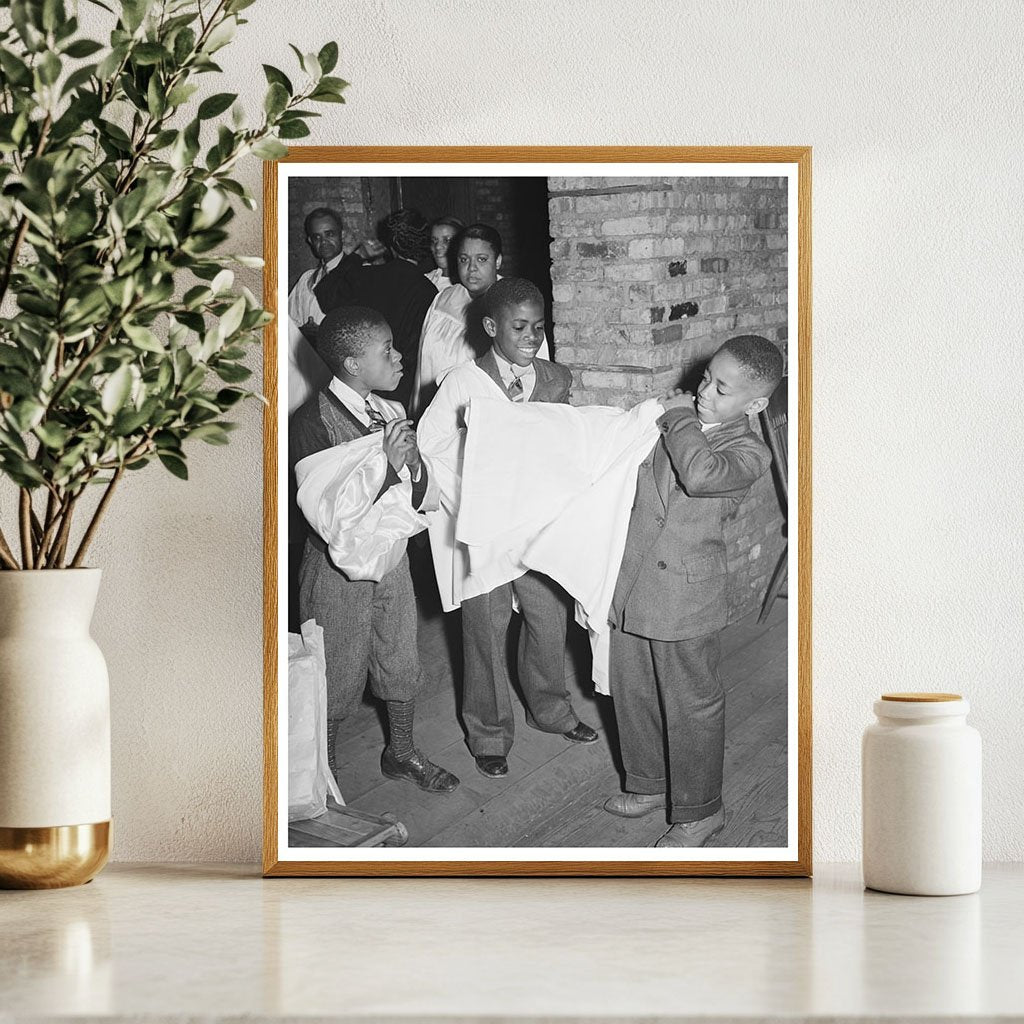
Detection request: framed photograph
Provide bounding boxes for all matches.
[263,147,811,877]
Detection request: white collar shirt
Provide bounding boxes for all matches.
[287,251,345,328]
[492,351,537,402]
[328,378,395,429]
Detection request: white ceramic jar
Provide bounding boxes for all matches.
[862,692,981,895]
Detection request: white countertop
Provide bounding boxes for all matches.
[2,862,1022,1021]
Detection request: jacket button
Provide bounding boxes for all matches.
[657,560,667,569]
[655,515,664,526]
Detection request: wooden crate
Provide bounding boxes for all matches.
[288,802,408,848]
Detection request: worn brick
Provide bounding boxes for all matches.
[604,262,656,282]
[603,215,668,236]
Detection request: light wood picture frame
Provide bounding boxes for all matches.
[263,147,811,877]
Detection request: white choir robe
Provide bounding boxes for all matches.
[411,281,549,414]
[294,431,432,583]
[287,317,331,415]
[418,372,663,691]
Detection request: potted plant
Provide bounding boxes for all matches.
[0,0,345,887]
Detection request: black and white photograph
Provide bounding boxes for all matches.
[267,151,810,875]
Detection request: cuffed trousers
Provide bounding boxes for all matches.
[609,626,724,824]
[461,570,578,756]
[298,541,420,719]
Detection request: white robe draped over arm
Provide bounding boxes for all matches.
[294,432,428,583]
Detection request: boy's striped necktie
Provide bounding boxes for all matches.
[508,375,525,402]
[364,398,388,432]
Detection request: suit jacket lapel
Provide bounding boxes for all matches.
[475,349,513,400]
[529,359,554,403]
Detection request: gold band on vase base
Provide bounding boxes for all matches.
[0,821,110,889]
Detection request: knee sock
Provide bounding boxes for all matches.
[386,700,415,759]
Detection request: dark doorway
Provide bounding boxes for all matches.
[390,176,554,339]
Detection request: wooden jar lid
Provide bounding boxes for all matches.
[881,692,962,702]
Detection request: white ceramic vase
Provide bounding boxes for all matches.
[0,569,111,888]
[862,692,981,896]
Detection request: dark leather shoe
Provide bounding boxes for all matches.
[474,754,509,778]
[380,747,460,793]
[563,722,599,744]
[654,808,726,848]
[604,792,666,818]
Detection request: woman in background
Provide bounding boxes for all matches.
[424,215,463,292]
[412,224,549,415]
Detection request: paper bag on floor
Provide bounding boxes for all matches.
[288,619,343,821]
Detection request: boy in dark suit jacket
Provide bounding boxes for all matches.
[291,305,460,794]
[605,335,784,847]
[417,278,599,780]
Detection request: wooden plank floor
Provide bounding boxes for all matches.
[310,549,789,850]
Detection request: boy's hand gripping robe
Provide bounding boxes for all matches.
[294,432,428,583]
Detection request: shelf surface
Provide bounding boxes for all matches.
[2,862,1022,1021]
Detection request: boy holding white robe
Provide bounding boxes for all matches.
[291,306,460,795]
[417,278,598,780]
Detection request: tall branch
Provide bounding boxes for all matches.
[70,465,125,568]
[18,489,34,569]
[0,527,20,571]
[45,491,80,569]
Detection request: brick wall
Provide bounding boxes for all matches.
[548,175,788,620]
[287,177,373,290]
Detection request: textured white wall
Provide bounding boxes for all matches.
[78,0,1024,862]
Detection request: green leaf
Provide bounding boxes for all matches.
[101,365,133,414]
[277,120,310,140]
[38,51,62,86]
[189,423,230,445]
[317,41,339,75]
[34,421,70,449]
[216,388,247,408]
[10,1,44,51]
[218,295,246,339]
[309,86,346,104]
[166,82,199,107]
[250,137,287,160]
[262,64,292,94]
[9,399,45,432]
[147,74,166,118]
[63,38,104,58]
[158,452,188,479]
[210,268,234,294]
[198,91,236,119]
[132,43,168,66]
[264,81,288,117]
[214,362,251,384]
[123,322,164,353]
[0,49,33,87]
[299,50,321,80]
[173,27,196,65]
[112,406,151,435]
[203,15,236,53]
[121,0,151,32]
[60,62,98,96]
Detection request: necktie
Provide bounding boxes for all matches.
[364,397,387,432]
[312,262,326,287]
[508,375,525,402]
